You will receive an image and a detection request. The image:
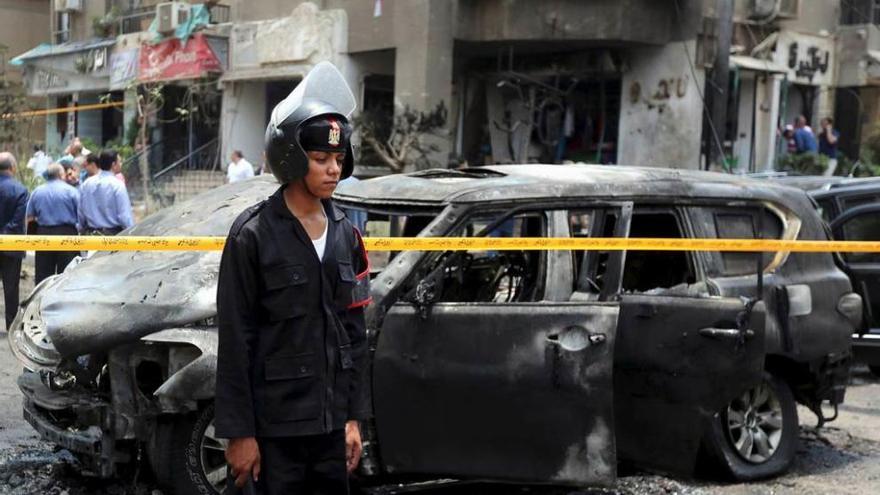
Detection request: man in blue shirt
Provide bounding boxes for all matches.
[26,163,80,284]
[79,150,134,235]
[794,115,818,154]
[0,152,28,330]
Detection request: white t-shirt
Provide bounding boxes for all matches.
[27,152,52,176]
[312,217,329,260]
[227,158,255,183]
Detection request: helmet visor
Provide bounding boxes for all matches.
[269,61,357,129]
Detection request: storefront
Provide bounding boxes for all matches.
[771,30,836,129]
[135,32,227,173]
[16,39,122,154]
[455,48,624,166]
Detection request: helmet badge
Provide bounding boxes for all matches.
[328,118,341,147]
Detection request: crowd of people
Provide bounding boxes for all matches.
[0,138,134,331]
[781,114,840,173]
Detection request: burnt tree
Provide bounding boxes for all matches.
[355,102,447,173]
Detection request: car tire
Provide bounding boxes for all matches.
[701,371,798,481]
[149,404,228,495]
[869,365,880,377]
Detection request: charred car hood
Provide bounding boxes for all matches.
[41,176,279,357]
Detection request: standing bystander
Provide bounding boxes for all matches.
[79,154,100,185]
[25,163,80,284]
[819,117,841,176]
[794,116,818,154]
[26,145,52,179]
[0,152,28,330]
[226,150,255,183]
[79,150,134,235]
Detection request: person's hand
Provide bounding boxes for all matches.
[226,437,261,487]
[345,420,363,473]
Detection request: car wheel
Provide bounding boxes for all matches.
[869,365,880,377]
[701,371,798,481]
[150,404,228,495]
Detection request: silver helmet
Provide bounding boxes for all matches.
[265,62,357,183]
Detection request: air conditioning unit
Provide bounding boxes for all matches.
[156,2,191,34]
[54,0,84,12]
[777,0,800,19]
[749,0,799,22]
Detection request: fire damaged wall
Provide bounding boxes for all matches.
[618,41,706,169]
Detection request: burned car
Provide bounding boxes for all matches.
[771,175,880,376]
[9,165,861,493]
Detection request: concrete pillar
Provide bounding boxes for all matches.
[757,75,782,171]
[221,81,267,170]
[816,86,835,125]
[393,0,453,112]
[392,0,454,167]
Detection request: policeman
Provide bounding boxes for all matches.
[215,62,371,494]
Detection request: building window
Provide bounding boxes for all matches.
[841,0,880,25]
[54,11,71,44]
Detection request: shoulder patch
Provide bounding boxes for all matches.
[348,227,372,309]
[229,201,267,237]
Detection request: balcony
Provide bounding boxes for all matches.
[118,3,230,35]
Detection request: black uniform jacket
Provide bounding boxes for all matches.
[214,186,371,438]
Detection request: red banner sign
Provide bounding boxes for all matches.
[139,33,221,83]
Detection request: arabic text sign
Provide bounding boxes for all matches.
[773,30,835,86]
[139,33,221,83]
[2,235,880,253]
[110,48,139,89]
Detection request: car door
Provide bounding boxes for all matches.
[612,206,766,475]
[372,206,627,486]
[831,204,880,343]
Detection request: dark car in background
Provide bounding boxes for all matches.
[774,176,880,376]
[8,166,861,494]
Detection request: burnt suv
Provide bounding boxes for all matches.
[9,165,861,493]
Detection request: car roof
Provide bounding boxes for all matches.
[771,175,880,195]
[335,164,813,207]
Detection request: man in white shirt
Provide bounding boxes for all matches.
[226,150,255,183]
[26,145,52,179]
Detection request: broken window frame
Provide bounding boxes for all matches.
[687,202,789,279]
[618,204,704,296]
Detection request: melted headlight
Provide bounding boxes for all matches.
[8,277,62,371]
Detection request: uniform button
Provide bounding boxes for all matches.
[293,274,300,281]
[300,366,308,373]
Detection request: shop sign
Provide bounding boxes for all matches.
[773,31,835,86]
[32,68,69,91]
[110,48,139,90]
[139,33,221,83]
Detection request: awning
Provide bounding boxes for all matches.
[730,55,787,74]
[11,39,116,65]
[15,39,116,96]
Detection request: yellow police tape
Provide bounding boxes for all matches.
[1,235,880,253]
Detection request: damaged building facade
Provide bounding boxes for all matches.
[219,0,711,171]
[12,0,880,179]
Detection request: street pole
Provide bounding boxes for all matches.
[710,0,733,170]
